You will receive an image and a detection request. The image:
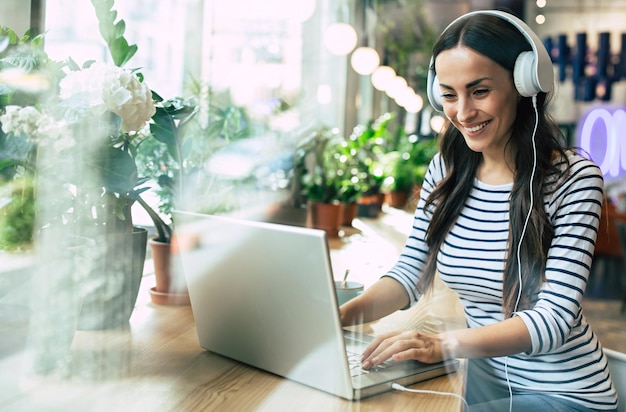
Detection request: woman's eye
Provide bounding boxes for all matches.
[473,88,489,96]
[441,93,456,100]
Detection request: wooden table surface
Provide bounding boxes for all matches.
[0,207,468,412]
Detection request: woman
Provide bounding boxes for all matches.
[340,10,618,412]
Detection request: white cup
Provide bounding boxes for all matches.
[335,280,364,306]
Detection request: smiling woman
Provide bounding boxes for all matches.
[340,9,616,412]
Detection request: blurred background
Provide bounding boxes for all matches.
[1,0,625,391]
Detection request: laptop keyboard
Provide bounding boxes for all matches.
[347,351,394,377]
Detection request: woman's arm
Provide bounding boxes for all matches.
[339,276,409,326]
[360,155,604,368]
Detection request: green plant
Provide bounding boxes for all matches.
[411,137,438,186]
[91,0,138,68]
[346,112,396,195]
[135,84,250,239]
[0,176,35,250]
[381,135,438,193]
[0,26,66,250]
[134,95,198,242]
[294,127,369,205]
[380,151,414,193]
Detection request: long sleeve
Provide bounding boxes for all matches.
[515,154,603,355]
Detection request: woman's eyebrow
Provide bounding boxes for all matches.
[438,77,491,90]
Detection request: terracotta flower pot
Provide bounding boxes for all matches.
[342,202,358,226]
[148,237,191,306]
[307,201,344,237]
[384,190,409,209]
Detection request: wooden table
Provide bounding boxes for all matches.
[0,207,467,411]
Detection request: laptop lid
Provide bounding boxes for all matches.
[173,210,458,400]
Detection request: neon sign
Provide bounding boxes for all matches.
[578,107,626,177]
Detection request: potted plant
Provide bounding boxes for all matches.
[133,83,251,304]
[82,0,201,307]
[380,150,414,208]
[381,132,438,210]
[0,27,154,335]
[93,0,252,306]
[136,95,198,305]
[405,136,438,207]
[294,127,369,236]
[347,113,394,218]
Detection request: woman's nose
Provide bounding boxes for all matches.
[456,97,477,122]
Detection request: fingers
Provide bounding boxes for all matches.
[360,329,401,361]
[360,330,440,369]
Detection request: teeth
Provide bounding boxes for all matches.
[466,122,489,133]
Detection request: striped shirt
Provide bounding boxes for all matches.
[385,152,618,410]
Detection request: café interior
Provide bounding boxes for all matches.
[1,0,626,410]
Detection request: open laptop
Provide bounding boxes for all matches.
[172,210,459,400]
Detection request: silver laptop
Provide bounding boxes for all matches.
[172,210,459,400]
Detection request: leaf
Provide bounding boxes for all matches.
[181,137,194,159]
[65,56,81,71]
[150,108,176,145]
[0,26,18,44]
[151,90,164,102]
[114,20,125,39]
[0,86,12,105]
[96,146,138,194]
[90,0,137,68]
[149,108,179,161]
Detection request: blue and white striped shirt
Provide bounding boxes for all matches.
[385,152,618,410]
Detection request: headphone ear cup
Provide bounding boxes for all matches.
[428,74,444,111]
[514,51,539,97]
[426,56,444,111]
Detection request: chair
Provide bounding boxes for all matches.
[591,205,624,301]
[605,348,626,412]
[614,223,626,313]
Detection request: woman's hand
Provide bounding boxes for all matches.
[360,329,447,369]
[359,316,533,369]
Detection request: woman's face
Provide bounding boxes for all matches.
[434,45,519,158]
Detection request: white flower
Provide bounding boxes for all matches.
[59,62,156,133]
[0,105,42,136]
[36,114,76,151]
[0,105,78,151]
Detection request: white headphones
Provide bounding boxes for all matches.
[426,10,554,112]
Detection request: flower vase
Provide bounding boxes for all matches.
[76,227,148,330]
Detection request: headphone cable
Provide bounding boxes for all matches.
[506,94,539,412]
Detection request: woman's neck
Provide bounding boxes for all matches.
[476,152,515,185]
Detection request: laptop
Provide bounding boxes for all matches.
[172,210,459,400]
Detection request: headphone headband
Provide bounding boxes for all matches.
[426,10,554,111]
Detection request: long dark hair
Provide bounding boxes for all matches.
[418,13,569,317]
